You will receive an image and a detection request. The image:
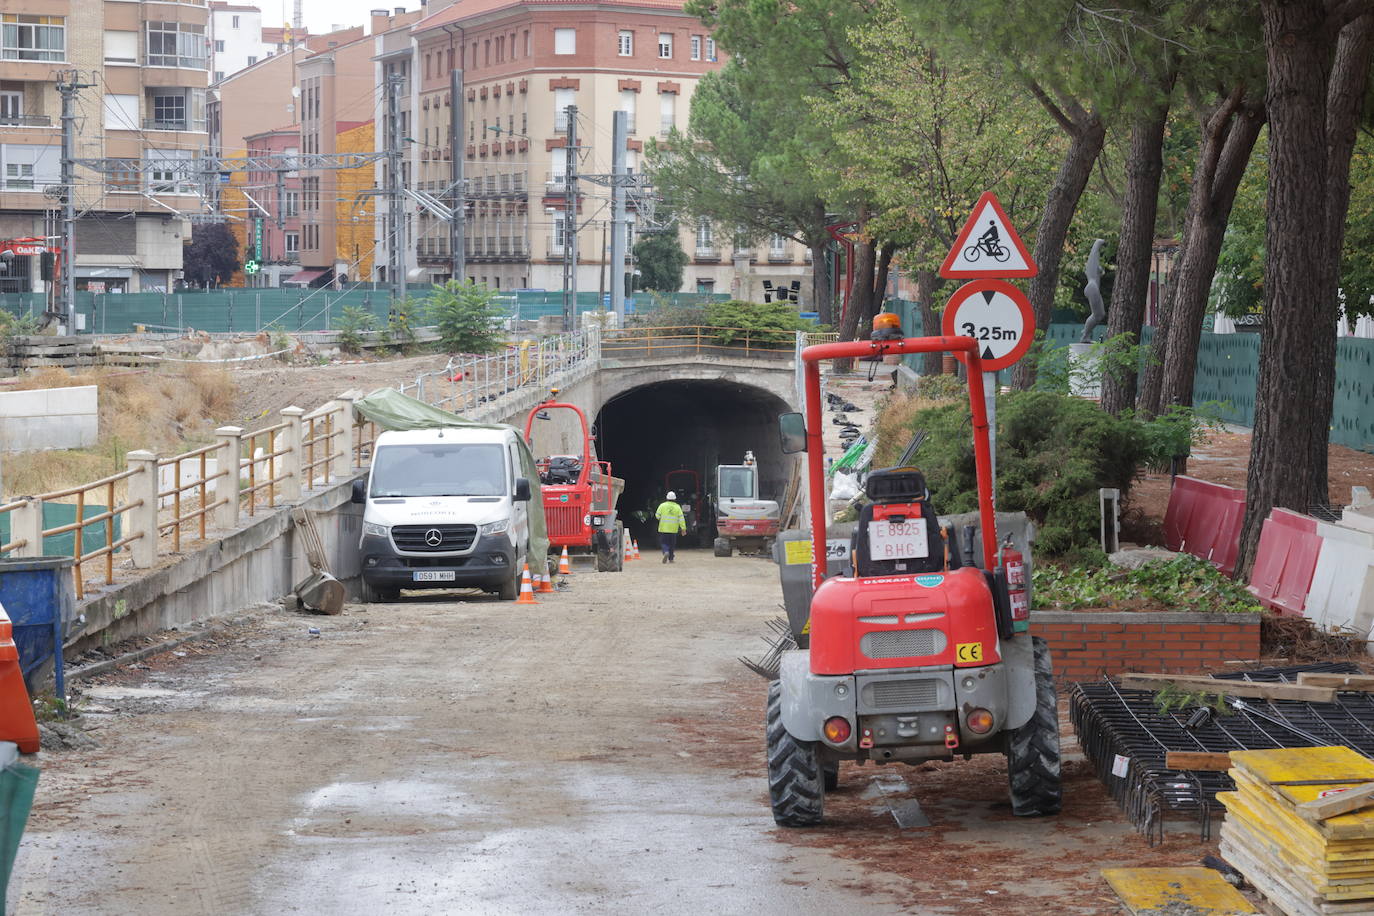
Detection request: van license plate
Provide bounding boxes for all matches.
[413,571,456,582]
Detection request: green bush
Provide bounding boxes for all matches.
[1033,555,1262,614]
[874,389,1149,555]
[381,298,419,353]
[336,306,374,354]
[703,299,813,348]
[915,372,967,402]
[426,280,504,354]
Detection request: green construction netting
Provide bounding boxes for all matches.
[0,759,36,911]
[351,389,549,575]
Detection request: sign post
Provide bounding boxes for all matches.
[938,190,1039,505]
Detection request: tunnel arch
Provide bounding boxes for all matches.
[593,377,794,548]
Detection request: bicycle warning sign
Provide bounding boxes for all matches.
[939,191,1038,279]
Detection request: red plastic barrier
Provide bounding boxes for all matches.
[1162,476,1246,575]
[1246,508,1320,616]
[0,608,38,754]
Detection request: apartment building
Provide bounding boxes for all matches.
[0,0,212,295]
[405,0,813,302]
[208,3,314,83]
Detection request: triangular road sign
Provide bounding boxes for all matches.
[939,191,1037,279]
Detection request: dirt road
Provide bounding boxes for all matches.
[15,551,1221,915]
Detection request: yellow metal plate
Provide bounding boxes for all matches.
[1102,867,1258,915]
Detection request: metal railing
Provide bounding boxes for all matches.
[157,442,229,553]
[602,325,798,360]
[0,500,27,556]
[242,420,291,516]
[40,470,144,599]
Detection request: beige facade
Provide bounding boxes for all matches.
[0,0,214,294]
[407,0,813,303]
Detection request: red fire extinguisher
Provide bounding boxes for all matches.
[1002,538,1029,624]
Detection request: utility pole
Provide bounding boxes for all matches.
[386,73,406,306]
[563,104,578,332]
[57,70,93,336]
[449,69,465,284]
[609,110,628,324]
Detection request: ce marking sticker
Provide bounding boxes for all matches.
[956,642,984,663]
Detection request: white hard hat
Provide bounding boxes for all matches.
[666,491,677,500]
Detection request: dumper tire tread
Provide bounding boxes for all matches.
[714,537,733,558]
[1006,636,1062,816]
[766,680,824,826]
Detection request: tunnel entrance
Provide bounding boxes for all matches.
[594,379,792,549]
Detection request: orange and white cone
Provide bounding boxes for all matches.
[515,563,538,604]
[632,539,641,561]
[558,546,572,576]
[623,536,634,563]
[536,567,555,593]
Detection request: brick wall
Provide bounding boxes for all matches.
[1031,611,1262,682]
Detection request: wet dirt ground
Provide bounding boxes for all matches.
[14,549,1241,915]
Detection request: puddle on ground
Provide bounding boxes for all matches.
[82,686,179,700]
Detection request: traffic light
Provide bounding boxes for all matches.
[39,251,54,281]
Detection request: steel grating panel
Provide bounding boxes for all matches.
[861,629,945,659]
[865,679,940,710]
[1069,662,1372,844]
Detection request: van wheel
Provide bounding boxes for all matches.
[498,560,521,600]
[359,580,397,603]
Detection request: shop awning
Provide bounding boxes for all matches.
[283,268,328,286]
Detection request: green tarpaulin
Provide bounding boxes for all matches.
[351,389,550,576]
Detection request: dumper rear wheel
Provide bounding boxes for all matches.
[1006,636,1062,816]
[822,761,840,791]
[767,680,823,826]
[714,537,733,557]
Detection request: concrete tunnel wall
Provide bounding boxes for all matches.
[592,378,795,546]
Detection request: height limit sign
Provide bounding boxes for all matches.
[941,279,1035,371]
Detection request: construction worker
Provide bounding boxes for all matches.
[655,490,687,563]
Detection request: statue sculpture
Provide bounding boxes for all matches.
[1081,238,1106,344]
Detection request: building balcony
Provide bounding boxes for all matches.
[0,115,51,128]
[695,247,720,261]
[768,251,792,263]
[143,117,204,132]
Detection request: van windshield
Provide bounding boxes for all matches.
[718,467,756,499]
[370,443,507,497]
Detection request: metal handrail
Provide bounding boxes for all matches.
[39,468,145,599]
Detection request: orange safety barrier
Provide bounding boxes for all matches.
[1163,476,1246,575]
[558,547,572,576]
[0,608,39,754]
[1246,508,1321,617]
[515,564,538,605]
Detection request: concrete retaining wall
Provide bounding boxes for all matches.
[0,385,98,452]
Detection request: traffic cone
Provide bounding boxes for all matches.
[558,546,572,576]
[536,566,555,593]
[0,608,38,753]
[632,539,642,561]
[515,564,538,604]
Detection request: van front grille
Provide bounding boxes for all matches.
[392,524,477,552]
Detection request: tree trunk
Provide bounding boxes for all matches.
[872,242,894,319]
[1239,0,1338,575]
[1156,96,1265,412]
[915,268,943,375]
[1100,93,1173,415]
[1011,109,1106,390]
[838,237,876,343]
[810,239,834,325]
[1307,14,1374,509]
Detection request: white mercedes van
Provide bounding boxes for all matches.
[352,427,532,601]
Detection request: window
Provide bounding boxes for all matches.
[151,94,186,129]
[0,92,20,125]
[695,217,714,252]
[284,191,299,217]
[147,149,193,194]
[214,39,225,52]
[706,38,717,61]
[214,71,224,82]
[619,89,636,132]
[2,14,65,62]
[770,233,788,257]
[659,92,675,135]
[284,232,299,254]
[147,21,207,68]
[105,30,137,64]
[618,30,633,56]
[103,94,139,131]
[231,15,240,28]
[554,88,574,131]
[3,163,32,189]
[521,110,527,133]
[697,278,715,293]
[550,152,566,186]
[246,55,256,65]
[468,120,474,142]
[553,214,566,249]
[1,144,58,190]
[690,35,701,60]
[524,30,530,55]
[554,28,575,54]
[658,32,672,58]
